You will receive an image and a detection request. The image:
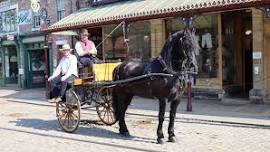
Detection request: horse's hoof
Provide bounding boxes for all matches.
[168,136,177,143]
[120,131,131,137]
[157,138,165,144]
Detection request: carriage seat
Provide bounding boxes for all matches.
[72,50,94,80]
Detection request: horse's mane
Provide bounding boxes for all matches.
[159,31,184,74]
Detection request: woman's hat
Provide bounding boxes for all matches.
[79,29,89,36]
[59,44,73,51]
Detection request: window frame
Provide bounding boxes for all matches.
[56,0,65,21]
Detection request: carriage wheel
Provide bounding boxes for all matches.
[96,87,117,125]
[56,89,81,133]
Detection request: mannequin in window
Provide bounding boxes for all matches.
[201,29,213,74]
[201,29,213,49]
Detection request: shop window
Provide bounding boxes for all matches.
[56,0,65,21]
[5,46,18,82]
[103,21,151,61]
[166,14,219,78]
[0,9,17,33]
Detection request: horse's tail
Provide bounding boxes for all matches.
[112,65,121,121]
[112,64,121,81]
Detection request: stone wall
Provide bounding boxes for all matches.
[263,12,270,101]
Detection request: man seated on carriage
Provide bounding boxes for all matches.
[75,29,99,69]
[48,44,78,103]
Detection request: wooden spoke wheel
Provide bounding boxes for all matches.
[56,89,81,133]
[96,87,117,125]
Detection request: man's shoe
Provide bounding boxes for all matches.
[55,97,63,103]
[48,98,56,103]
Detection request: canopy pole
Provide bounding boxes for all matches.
[44,34,49,99]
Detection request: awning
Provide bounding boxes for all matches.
[43,0,270,33]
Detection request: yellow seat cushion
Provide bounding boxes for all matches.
[93,62,121,81]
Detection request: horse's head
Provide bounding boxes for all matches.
[181,28,200,72]
[160,29,200,74]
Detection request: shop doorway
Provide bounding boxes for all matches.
[222,10,253,98]
[4,46,18,84]
[27,49,46,88]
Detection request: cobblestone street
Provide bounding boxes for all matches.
[1,97,270,152]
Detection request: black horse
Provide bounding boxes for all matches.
[112,29,200,144]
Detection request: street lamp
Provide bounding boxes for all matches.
[260,6,270,19]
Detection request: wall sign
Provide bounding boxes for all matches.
[18,10,32,25]
[90,0,128,6]
[253,52,262,59]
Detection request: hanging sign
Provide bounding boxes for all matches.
[7,35,14,41]
[31,0,40,13]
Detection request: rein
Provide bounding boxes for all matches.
[95,21,125,49]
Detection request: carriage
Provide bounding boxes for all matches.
[52,20,199,144]
[56,62,120,133]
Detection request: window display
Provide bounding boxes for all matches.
[166,14,219,78]
[103,21,151,61]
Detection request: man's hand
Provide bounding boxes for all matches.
[61,76,66,82]
[88,48,96,55]
[48,76,53,82]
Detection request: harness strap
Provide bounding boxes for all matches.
[156,56,167,72]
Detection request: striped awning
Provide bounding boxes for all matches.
[43,0,270,33]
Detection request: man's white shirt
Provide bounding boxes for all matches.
[50,54,78,81]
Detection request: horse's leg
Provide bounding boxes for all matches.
[157,99,166,144]
[118,93,133,136]
[168,99,180,142]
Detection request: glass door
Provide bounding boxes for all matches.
[28,49,46,87]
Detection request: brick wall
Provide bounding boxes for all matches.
[18,0,73,35]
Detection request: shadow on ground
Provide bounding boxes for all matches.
[9,118,156,144]
[0,88,46,102]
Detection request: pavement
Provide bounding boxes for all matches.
[0,87,270,127]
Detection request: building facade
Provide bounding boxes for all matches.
[0,0,76,88]
[43,0,270,103]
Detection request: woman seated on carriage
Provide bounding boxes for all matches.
[48,44,78,103]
